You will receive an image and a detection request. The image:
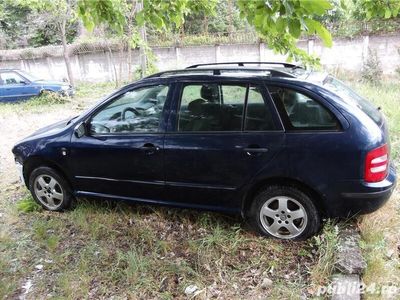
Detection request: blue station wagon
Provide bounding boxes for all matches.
[0,69,73,102]
[12,62,396,240]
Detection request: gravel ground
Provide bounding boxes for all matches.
[0,104,78,188]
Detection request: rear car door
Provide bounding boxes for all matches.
[0,71,36,102]
[163,79,285,212]
[68,83,172,200]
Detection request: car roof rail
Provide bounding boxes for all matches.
[186,62,302,69]
[146,68,276,78]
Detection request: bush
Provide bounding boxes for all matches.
[30,90,69,105]
[361,49,382,85]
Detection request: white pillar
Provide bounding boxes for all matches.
[308,39,315,55]
[215,45,221,63]
[362,35,370,61]
[259,42,265,62]
[175,47,181,69]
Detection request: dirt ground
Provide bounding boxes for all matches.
[0,105,77,187]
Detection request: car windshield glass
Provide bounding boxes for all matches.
[322,76,382,124]
[18,70,39,81]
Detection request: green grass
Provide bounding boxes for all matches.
[16,195,42,213]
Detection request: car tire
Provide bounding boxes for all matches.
[29,166,73,211]
[247,185,321,240]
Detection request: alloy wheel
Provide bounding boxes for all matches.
[33,174,64,210]
[259,196,308,239]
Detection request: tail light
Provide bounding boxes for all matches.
[364,144,389,182]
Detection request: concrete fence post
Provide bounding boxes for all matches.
[105,50,113,82]
[175,47,181,69]
[259,42,265,62]
[215,45,221,62]
[46,57,54,79]
[74,55,82,81]
[362,35,370,61]
[307,39,315,55]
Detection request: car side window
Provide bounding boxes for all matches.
[90,85,169,134]
[268,86,340,130]
[244,86,276,131]
[0,72,25,85]
[177,83,246,132]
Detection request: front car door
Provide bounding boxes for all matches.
[68,82,172,201]
[0,71,36,102]
[163,79,285,213]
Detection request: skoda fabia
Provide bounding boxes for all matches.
[12,62,396,240]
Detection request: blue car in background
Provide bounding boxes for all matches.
[0,68,74,102]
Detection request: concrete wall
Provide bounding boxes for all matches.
[0,34,399,82]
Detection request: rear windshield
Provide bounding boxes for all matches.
[322,76,382,124]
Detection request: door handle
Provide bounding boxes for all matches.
[140,143,160,155]
[243,145,269,156]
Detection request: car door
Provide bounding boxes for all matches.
[163,79,285,212]
[0,71,36,102]
[68,83,172,200]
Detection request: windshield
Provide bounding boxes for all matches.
[322,76,382,124]
[18,70,39,81]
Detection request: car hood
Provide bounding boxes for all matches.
[21,117,76,142]
[33,79,70,86]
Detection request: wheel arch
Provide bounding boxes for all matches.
[241,177,327,217]
[39,88,58,95]
[23,156,72,189]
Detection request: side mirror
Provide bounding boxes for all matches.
[74,122,86,138]
[20,80,27,85]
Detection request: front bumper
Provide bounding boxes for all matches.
[60,87,74,97]
[15,161,26,186]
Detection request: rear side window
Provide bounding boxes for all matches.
[177,83,276,132]
[268,86,340,130]
[323,76,382,124]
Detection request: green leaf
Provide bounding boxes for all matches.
[276,17,285,32]
[315,24,332,47]
[302,0,332,15]
[288,19,301,38]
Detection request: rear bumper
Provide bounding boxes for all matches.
[328,165,396,217]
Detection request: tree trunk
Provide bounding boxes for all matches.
[137,0,147,78]
[227,0,233,40]
[60,20,74,87]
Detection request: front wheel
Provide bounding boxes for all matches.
[29,167,73,211]
[248,185,321,240]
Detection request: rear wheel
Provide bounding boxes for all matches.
[248,185,321,240]
[29,167,73,211]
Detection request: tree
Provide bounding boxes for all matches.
[77,0,217,76]
[76,0,334,67]
[237,0,334,65]
[358,0,400,19]
[16,0,77,87]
